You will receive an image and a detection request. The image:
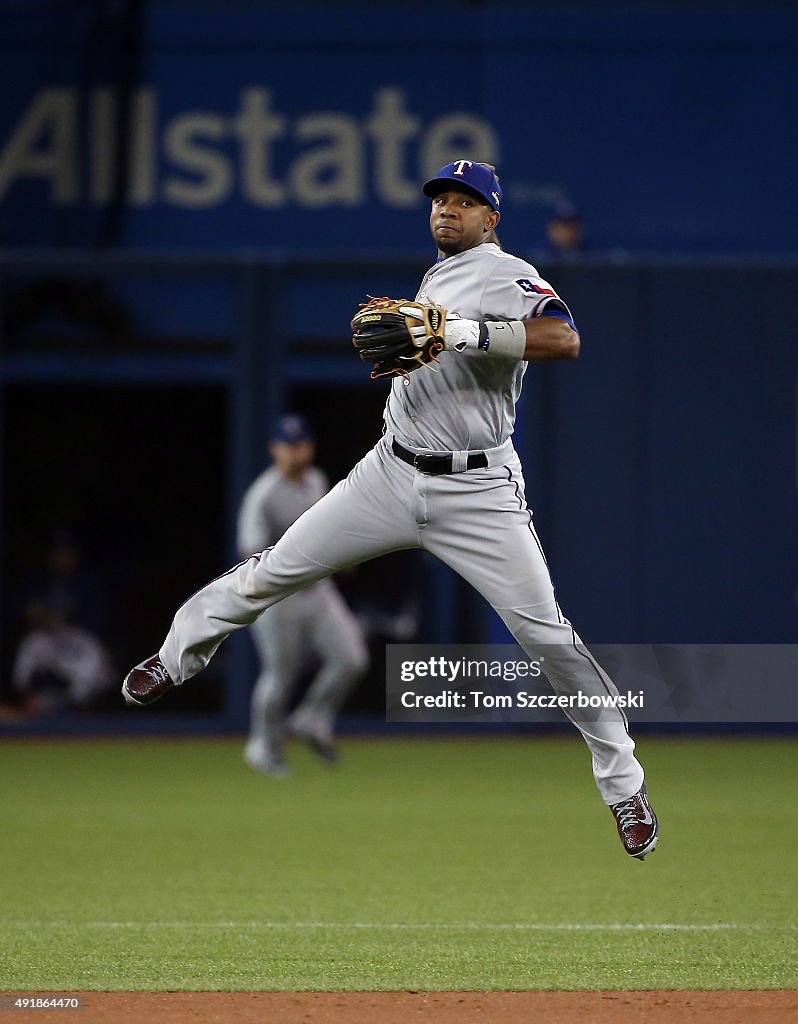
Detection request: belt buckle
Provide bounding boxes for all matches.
[413,454,425,472]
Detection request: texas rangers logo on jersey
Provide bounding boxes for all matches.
[515,278,557,297]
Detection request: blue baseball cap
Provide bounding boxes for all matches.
[551,201,581,223]
[270,414,314,444]
[423,160,502,212]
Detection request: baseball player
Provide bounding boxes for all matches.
[123,160,659,860]
[237,414,368,776]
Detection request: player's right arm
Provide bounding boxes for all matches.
[517,314,580,361]
[446,264,579,362]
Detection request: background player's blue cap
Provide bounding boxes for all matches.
[550,201,581,222]
[271,413,314,444]
[423,160,502,212]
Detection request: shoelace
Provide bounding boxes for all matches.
[146,660,170,685]
[614,795,643,831]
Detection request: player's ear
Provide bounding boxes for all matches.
[484,210,500,232]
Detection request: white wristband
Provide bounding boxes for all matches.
[481,320,527,359]
[444,316,526,359]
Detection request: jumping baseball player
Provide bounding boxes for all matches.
[123,160,659,860]
[237,414,368,776]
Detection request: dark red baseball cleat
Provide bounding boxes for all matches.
[610,783,659,860]
[122,654,175,706]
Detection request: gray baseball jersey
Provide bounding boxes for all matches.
[385,243,565,452]
[159,239,645,806]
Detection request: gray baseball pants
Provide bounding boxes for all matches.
[161,435,644,805]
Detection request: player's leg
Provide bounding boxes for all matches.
[154,441,417,686]
[423,459,644,807]
[245,597,307,776]
[288,580,369,761]
[428,481,658,858]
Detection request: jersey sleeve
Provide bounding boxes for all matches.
[480,259,575,325]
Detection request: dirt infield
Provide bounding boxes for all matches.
[6,991,797,1023]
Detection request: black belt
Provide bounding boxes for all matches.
[392,438,488,475]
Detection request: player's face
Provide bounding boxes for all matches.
[429,189,499,255]
[271,440,315,478]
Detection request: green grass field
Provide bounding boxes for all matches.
[1,735,796,991]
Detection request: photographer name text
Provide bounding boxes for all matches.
[399,690,645,710]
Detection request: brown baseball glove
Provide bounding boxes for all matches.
[351,296,447,380]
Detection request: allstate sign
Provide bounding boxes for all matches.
[0,86,499,212]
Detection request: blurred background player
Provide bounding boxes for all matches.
[237,414,368,776]
[545,202,589,257]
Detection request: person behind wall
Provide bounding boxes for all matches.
[9,530,115,714]
[544,202,589,257]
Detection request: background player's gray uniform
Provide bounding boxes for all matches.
[160,241,645,805]
[238,465,368,765]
